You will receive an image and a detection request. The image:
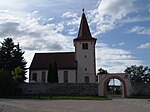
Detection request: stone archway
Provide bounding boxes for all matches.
[98,73,131,97]
[103,76,127,97]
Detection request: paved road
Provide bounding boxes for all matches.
[0,98,150,112]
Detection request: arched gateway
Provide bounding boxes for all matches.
[98,73,132,97]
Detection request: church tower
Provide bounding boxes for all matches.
[74,9,97,83]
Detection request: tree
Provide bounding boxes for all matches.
[12,66,23,83]
[53,62,58,83]
[12,43,27,82]
[0,38,14,72]
[47,62,58,83]
[47,63,53,83]
[0,69,17,96]
[125,65,150,83]
[97,68,108,75]
[0,38,27,82]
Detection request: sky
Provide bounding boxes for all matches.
[0,0,150,81]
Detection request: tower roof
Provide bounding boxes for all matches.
[74,9,96,42]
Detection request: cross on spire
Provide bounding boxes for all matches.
[82,8,85,13]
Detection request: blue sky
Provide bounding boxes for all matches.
[0,0,150,77]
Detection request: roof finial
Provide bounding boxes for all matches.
[82,8,85,13]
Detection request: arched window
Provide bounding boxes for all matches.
[64,71,68,83]
[85,76,89,83]
[32,73,37,81]
[41,71,46,82]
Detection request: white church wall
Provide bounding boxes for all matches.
[30,69,76,83]
[58,70,76,83]
[30,70,48,83]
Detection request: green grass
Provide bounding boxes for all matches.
[41,96,111,100]
[1,95,111,100]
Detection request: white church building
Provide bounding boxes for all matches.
[29,10,97,83]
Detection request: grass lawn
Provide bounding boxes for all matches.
[1,95,111,100]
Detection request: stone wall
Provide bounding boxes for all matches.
[19,82,150,97]
[19,83,98,96]
[130,83,150,96]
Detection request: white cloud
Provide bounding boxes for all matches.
[119,42,125,46]
[97,0,136,19]
[96,46,142,73]
[63,12,80,26]
[122,16,150,24]
[62,11,78,18]
[61,11,81,37]
[48,17,54,21]
[129,26,150,35]
[0,0,28,11]
[138,43,150,49]
[89,0,136,36]
[96,42,108,47]
[111,42,125,47]
[0,10,71,51]
[68,29,77,35]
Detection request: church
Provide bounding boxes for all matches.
[29,10,97,83]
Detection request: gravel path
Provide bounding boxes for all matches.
[0,98,150,112]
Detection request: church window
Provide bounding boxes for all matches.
[84,76,89,83]
[82,43,88,50]
[85,68,87,71]
[64,71,68,83]
[32,73,37,81]
[41,71,46,82]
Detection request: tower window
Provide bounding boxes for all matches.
[82,43,88,50]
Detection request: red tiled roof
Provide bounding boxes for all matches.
[74,11,96,42]
[29,52,77,70]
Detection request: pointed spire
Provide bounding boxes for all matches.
[74,8,96,43]
[77,9,92,39]
[74,9,96,42]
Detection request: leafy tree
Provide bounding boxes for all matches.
[12,66,23,82]
[125,65,150,83]
[0,38,27,82]
[47,62,58,83]
[97,68,108,75]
